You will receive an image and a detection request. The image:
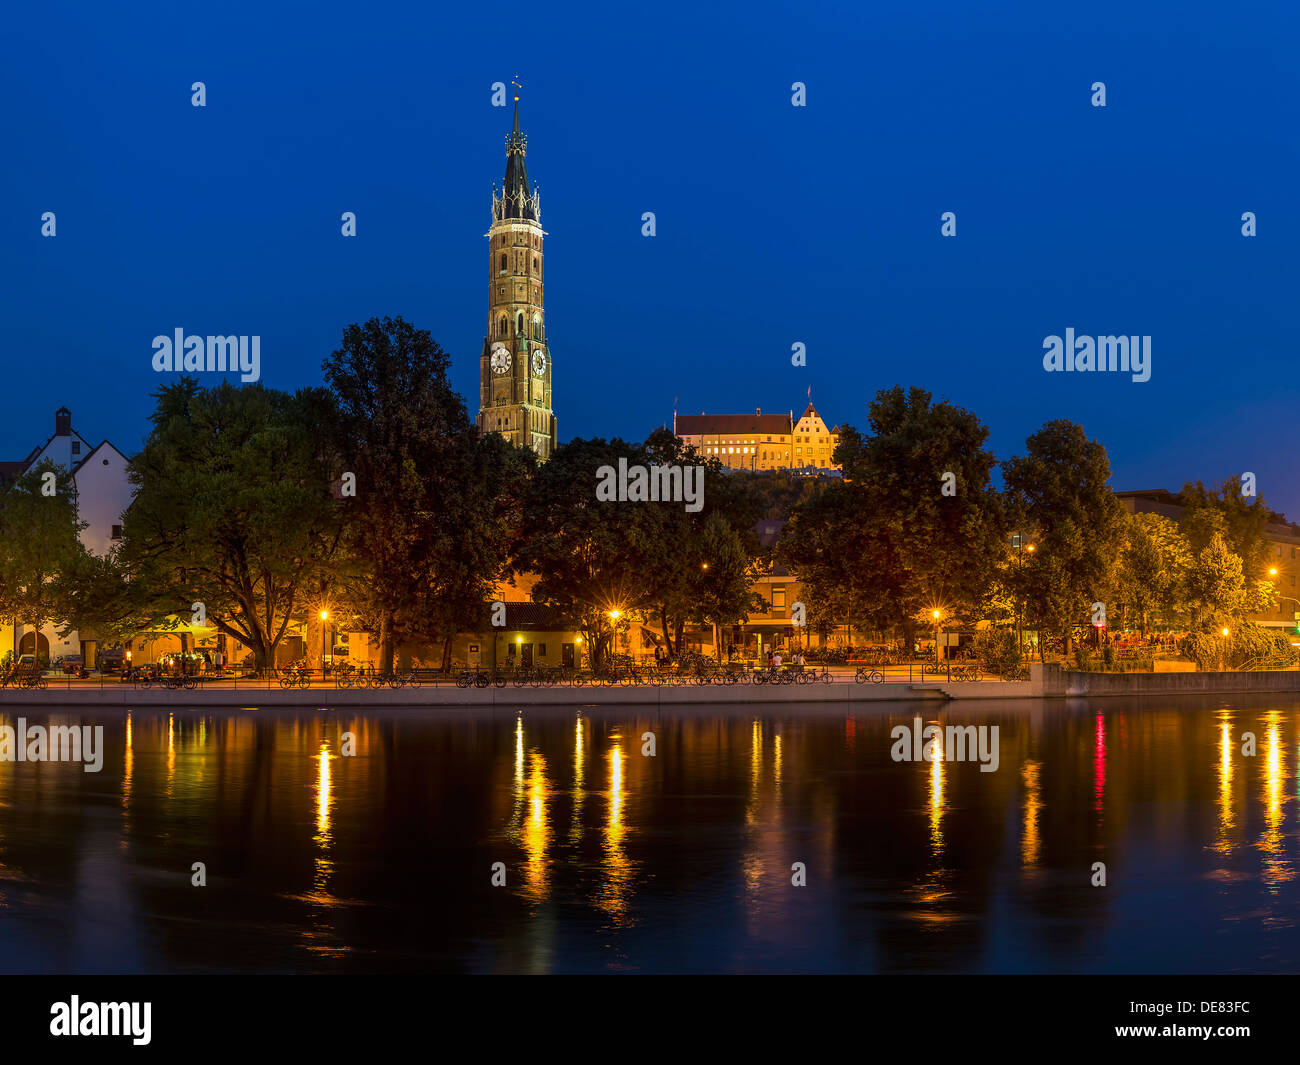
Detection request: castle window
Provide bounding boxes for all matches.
[498,316,508,338]
[500,254,507,272]
[517,313,524,334]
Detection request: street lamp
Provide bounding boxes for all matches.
[319,610,328,677]
[609,609,622,663]
[932,609,943,670]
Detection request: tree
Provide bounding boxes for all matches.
[1185,531,1248,630]
[1113,512,1192,633]
[780,386,1006,647]
[637,428,760,654]
[517,437,656,667]
[0,461,85,659]
[1002,420,1125,658]
[323,316,531,672]
[121,379,339,669]
[1179,476,1275,613]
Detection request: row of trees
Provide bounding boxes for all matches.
[0,324,1283,670]
[0,318,762,671]
[777,386,1282,658]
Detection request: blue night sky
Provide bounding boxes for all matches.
[5,2,1299,512]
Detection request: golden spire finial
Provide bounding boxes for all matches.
[511,75,522,102]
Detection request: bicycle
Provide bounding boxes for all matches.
[855,668,885,684]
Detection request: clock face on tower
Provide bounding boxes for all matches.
[532,350,547,376]
[490,345,511,375]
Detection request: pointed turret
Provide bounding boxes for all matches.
[501,92,536,220]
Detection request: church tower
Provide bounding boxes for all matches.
[478,87,557,459]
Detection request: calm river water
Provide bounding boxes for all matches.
[0,697,1297,974]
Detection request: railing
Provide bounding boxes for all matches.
[0,660,1027,692]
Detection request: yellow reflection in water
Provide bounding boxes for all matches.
[929,725,945,858]
[595,742,634,922]
[747,720,762,827]
[1214,716,1235,855]
[773,732,783,792]
[165,712,175,797]
[314,741,334,889]
[570,715,585,843]
[1258,715,1289,890]
[316,743,332,841]
[121,712,133,817]
[1021,759,1041,866]
[519,752,550,904]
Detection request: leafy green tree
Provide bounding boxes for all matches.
[323,316,532,672]
[1114,512,1192,633]
[518,437,655,667]
[781,386,1005,647]
[1185,531,1248,630]
[0,461,85,657]
[1002,420,1125,657]
[120,379,339,669]
[637,428,760,653]
[1179,476,1275,613]
[694,511,760,655]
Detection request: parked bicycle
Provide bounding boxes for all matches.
[855,667,885,684]
[279,663,312,689]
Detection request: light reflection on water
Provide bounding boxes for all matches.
[0,698,1298,973]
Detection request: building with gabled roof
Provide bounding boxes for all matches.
[673,401,841,472]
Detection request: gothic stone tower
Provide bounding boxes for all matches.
[477,93,557,459]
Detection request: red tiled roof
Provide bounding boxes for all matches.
[676,413,792,437]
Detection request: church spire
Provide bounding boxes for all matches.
[500,76,537,221]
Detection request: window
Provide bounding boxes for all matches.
[110,524,123,540]
[538,643,547,656]
[517,313,524,334]
[72,441,80,455]
[498,316,508,338]
[772,588,786,608]
[500,253,507,272]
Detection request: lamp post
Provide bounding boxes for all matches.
[608,610,621,666]
[319,610,328,680]
[1013,536,1035,655]
[932,609,942,673]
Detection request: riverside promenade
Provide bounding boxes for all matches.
[5,663,1300,706]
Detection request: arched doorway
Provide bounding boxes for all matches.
[18,631,50,660]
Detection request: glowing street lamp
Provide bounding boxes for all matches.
[319,609,329,676]
[608,609,622,661]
